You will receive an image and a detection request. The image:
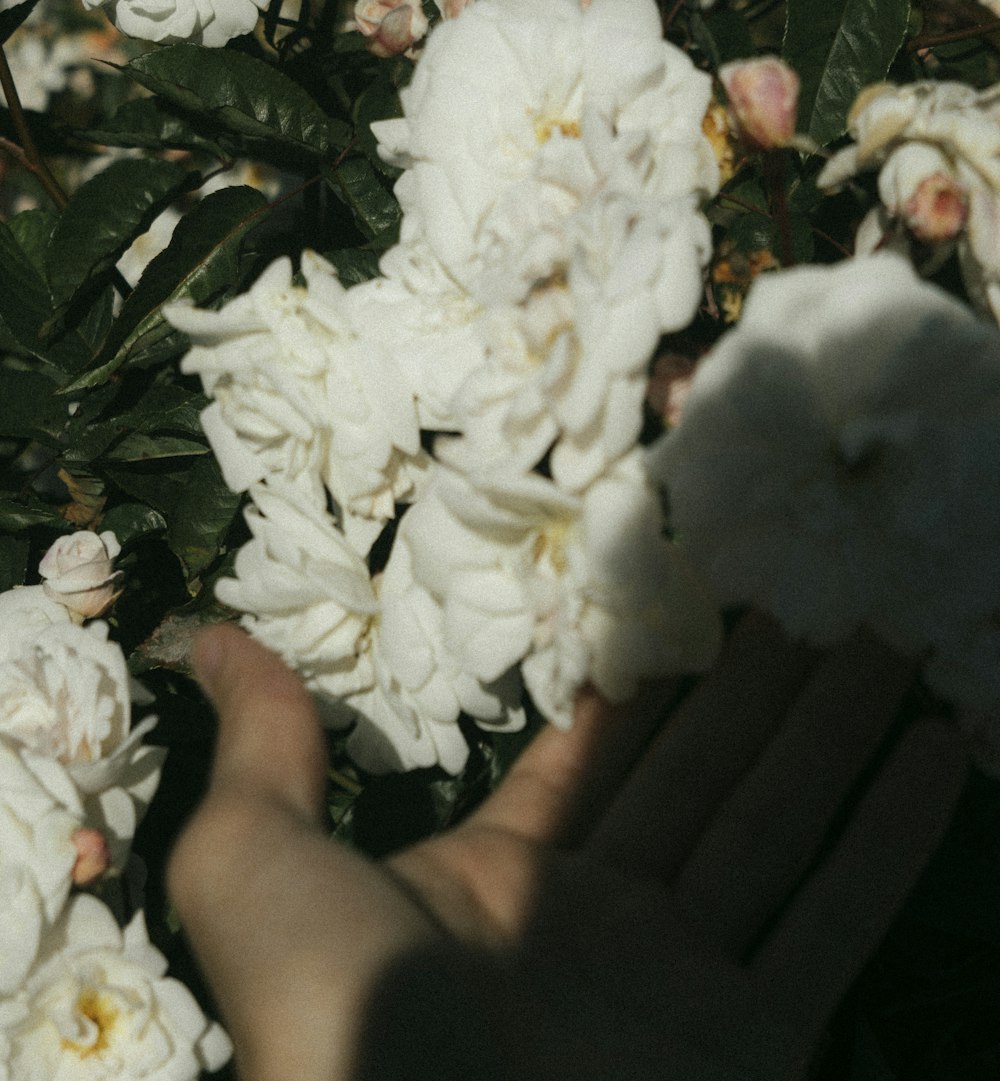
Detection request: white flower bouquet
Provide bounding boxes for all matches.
[2,0,1000,1073]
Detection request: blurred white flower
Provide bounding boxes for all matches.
[0,894,231,1080]
[0,621,164,861]
[373,0,718,301]
[652,253,1000,672]
[83,0,267,46]
[0,586,71,662]
[406,453,721,727]
[39,529,123,622]
[169,252,428,550]
[117,207,182,289]
[352,0,429,56]
[0,738,89,994]
[818,80,1000,320]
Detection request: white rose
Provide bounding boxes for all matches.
[818,80,1000,320]
[169,252,428,549]
[0,621,165,861]
[373,0,718,301]
[0,895,231,1080]
[82,0,266,46]
[651,253,1000,672]
[406,454,721,727]
[441,192,713,490]
[0,586,71,662]
[38,529,123,622]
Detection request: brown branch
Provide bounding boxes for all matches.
[907,18,1000,51]
[0,44,68,210]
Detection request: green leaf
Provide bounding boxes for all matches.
[783,0,911,148]
[106,433,209,462]
[165,455,242,582]
[59,186,269,395]
[322,247,381,286]
[100,502,167,546]
[77,97,227,156]
[0,0,40,44]
[46,158,190,311]
[0,221,90,375]
[325,157,401,246]
[0,536,29,592]
[8,209,57,279]
[0,496,66,531]
[694,7,756,66]
[0,367,67,442]
[124,44,350,157]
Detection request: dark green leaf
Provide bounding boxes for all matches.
[0,496,66,531]
[46,158,190,311]
[0,222,90,375]
[322,247,381,286]
[124,44,350,157]
[0,0,40,44]
[77,97,227,156]
[165,455,242,582]
[104,465,187,515]
[325,157,401,246]
[783,0,911,148]
[100,502,167,546]
[106,433,209,462]
[59,186,269,395]
[0,367,67,442]
[8,209,57,279]
[352,75,403,168]
[699,7,756,65]
[0,536,29,592]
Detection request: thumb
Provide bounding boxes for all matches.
[192,622,328,824]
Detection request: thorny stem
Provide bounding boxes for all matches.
[0,44,68,210]
[907,18,1000,52]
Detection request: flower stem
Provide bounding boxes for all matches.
[763,150,795,267]
[0,44,68,211]
[906,18,1000,51]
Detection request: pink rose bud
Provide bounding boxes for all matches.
[71,827,112,887]
[903,171,969,243]
[354,0,429,57]
[38,529,123,621]
[719,56,800,151]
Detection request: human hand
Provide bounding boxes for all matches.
[168,616,968,1081]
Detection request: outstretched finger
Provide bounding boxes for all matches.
[752,719,968,1048]
[191,622,328,824]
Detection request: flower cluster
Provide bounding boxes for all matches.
[818,80,1000,321]
[0,533,231,1078]
[170,0,724,773]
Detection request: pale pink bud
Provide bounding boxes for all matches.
[39,529,123,621]
[71,827,111,887]
[719,56,800,151]
[353,0,429,57]
[903,171,969,243]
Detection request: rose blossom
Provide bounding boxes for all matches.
[0,586,71,662]
[372,0,718,302]
[0,894,231,1080]
[168,252,428,554]
[38,530,123,622]
[719,56,800,151]
[82,0,268,46]
[352,0,429,56]
[818,80,1000,320]
[651,253,1000,676]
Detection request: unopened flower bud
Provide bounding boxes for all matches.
[435,0,473,15]
[39,530,123,621]
[719,56,800,151]
[354,0,429,57]
[903,171,969,243]
[71,827,112,887]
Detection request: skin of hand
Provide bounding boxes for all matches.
[168,615,969,1081]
